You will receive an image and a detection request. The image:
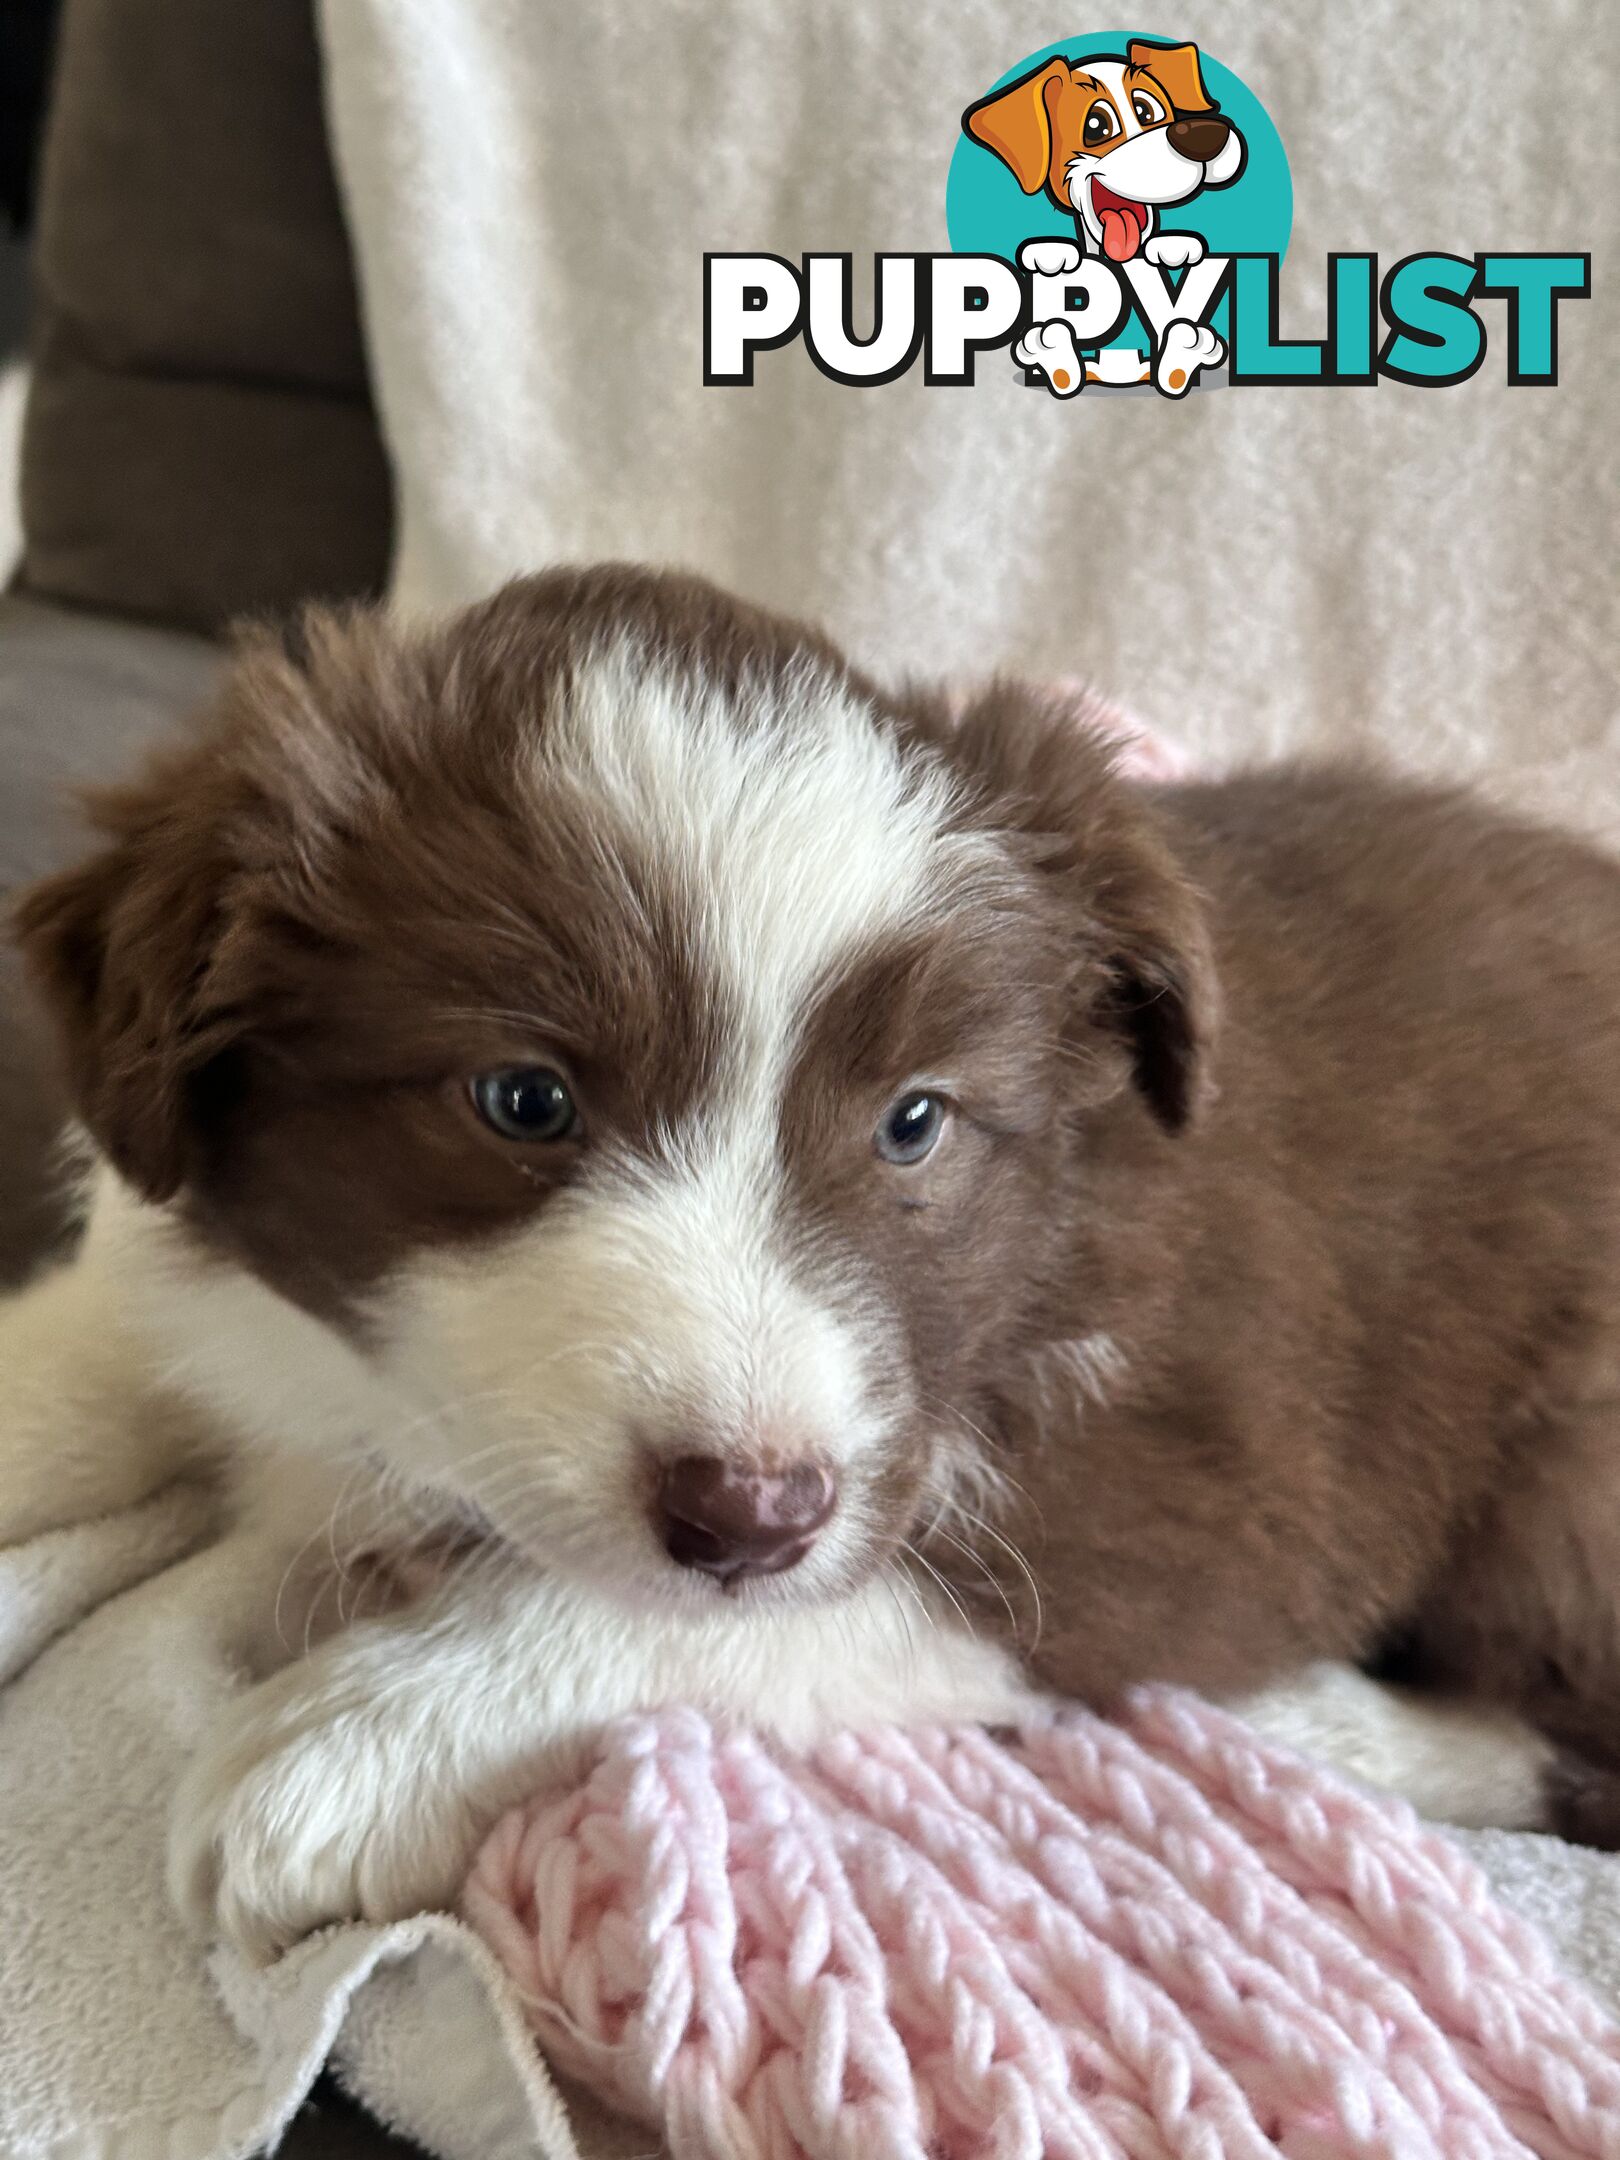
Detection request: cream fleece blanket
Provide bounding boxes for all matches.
[316,0,1616,827]
[0,1488,645,2160]
[7,1483,1620,2160]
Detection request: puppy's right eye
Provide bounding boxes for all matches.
[1083,104,1117,146]
[876,1090,948,1166]
[471,1067,579,1143]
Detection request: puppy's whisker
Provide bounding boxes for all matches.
[271,1450,377,1654]
[459,1450,568,1502]
[899,1539,976,1639]
[366,1385,546,1466]
[881,1563,923,1672]
[915,1394,1035,1558]
[926,1520,1023,1643]
[948,1507,1045,1654]
[886,1557,937,1640]
[915,1389,1012,1480]
[439,1003,554,1034]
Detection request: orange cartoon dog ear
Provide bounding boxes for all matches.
[1127,39,1215,114]
[963,59,1069,194]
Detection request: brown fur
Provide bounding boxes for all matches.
[15,566,1620,1838]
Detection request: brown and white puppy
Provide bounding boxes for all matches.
[3,564,1614,1962]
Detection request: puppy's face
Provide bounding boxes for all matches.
[15,569,1213,1616]
[963,41,1246,263]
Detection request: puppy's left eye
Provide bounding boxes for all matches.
[876,1090,948,1166]
[471,1067,579,1142]
[1131,90,1165,126]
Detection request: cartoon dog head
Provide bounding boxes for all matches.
[964,40,1246,263]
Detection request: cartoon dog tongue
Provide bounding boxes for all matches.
[1098,202,1143,262]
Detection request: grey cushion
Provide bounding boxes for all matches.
[0,595,219,1282]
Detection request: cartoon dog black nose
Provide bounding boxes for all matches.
[658,1457,837,1581]
[1168,114,1230,163]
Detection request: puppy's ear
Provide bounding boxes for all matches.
[12,750,244,1200]
[10,615,360,1201]
[962,60,1069,194]
[1082,796,1218,1134]
[943,681,1218,1134]
[1127,39,1215,115]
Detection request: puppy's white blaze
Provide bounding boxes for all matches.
[551,639,992,1088]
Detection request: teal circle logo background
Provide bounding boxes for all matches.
[946,34,1291,350]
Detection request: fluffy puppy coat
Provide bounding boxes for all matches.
[3,564,1611,1960]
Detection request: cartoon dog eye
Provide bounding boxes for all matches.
[1082,102,1118,147]
[1130,88,1167,127]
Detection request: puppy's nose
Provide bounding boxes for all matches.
[658,1457,837,1582]
[1167,114,1230,163]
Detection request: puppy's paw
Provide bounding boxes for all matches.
[1143,231,1206,270]
[169,1662,482,1963]
[1018,237,1083,278]
[1154,318,1224,397]
[1014,319,1085,397]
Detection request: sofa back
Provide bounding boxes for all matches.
[17,0,391,630]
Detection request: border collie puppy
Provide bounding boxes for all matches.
[3,565,1613,1961]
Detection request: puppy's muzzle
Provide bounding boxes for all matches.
[1167,114,1231,163]
[658,1457,838,1583]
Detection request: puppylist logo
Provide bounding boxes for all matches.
[704,34,1589,399]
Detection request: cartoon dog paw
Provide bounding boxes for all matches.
[1015,319,1085,397]
[1144,232,1206,271]
[1155,318,1225,397]
[1018,238,1084,278]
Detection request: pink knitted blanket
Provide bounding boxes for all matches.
[461,1693,1620,2160]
